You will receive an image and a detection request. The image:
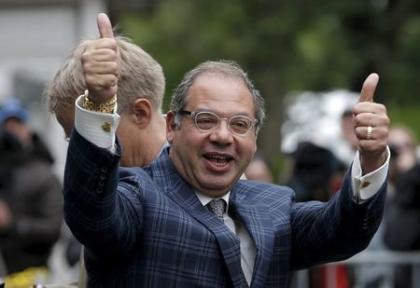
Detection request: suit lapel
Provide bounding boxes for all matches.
[163,174,247,287]
[230,183,275,288]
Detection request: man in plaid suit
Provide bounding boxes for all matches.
[63,14,390,287]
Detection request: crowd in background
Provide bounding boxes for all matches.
[0,99,63,285]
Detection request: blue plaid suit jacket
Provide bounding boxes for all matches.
[64,131,386,287]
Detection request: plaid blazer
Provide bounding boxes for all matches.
[64,131,386,288]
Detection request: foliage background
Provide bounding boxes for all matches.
[109,0,420,181]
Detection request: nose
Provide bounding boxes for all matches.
[208,119,233,145]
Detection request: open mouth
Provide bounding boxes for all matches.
[203,152,234,166]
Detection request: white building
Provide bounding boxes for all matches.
[0,0,106,179]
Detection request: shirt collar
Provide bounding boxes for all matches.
[195,190,230,211]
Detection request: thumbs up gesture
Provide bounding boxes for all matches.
[353,73,390,174]
[82,13,118,104]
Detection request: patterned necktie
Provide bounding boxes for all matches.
[207,199,226,220]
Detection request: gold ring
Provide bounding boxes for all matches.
[367,126,373,140]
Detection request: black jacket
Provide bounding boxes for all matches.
[0,131,63,274]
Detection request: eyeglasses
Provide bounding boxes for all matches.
[178,110,258,136]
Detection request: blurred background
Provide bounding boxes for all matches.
[1,0,420,177]
[1,0,420,287]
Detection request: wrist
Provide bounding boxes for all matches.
[81,90,117,113]
[360,149,388,175]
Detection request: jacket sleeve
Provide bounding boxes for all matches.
[63,129,145,256]
[290,170,387,270]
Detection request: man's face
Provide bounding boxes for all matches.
[167,73,258,197]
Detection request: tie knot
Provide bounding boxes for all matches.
[207,199,226,220]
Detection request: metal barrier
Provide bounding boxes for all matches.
[293,250,420,288]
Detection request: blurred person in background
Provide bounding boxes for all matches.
[0,99,62,276]
[386,125,418,187]
[46,36,167,166]
[287,141,341,202]
[286,141,350,288]
[384,125,420,288]
[45,33,167,285]
[244,153,273,183]
[339,109,359,165]
[328,108,362,195]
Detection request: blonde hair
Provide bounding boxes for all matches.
[45,36,165,115]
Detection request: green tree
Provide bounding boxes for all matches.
[115,0,420,177]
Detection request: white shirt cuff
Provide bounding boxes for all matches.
[351,147,390,201]
[75,95,120,153]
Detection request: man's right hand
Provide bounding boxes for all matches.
[82,13,118,104]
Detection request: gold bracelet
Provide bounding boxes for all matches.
[81,90,117,113]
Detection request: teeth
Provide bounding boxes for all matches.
[207,154,229,162]
[211,155,226,160]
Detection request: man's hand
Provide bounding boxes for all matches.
[353,73,390,174]
[82,13,118,104]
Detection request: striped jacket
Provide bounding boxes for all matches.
[64,130,386,287]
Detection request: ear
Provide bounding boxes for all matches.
[166,111,177,144]
[131,98,152,128]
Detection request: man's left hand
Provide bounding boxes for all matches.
[353,73,390,175]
